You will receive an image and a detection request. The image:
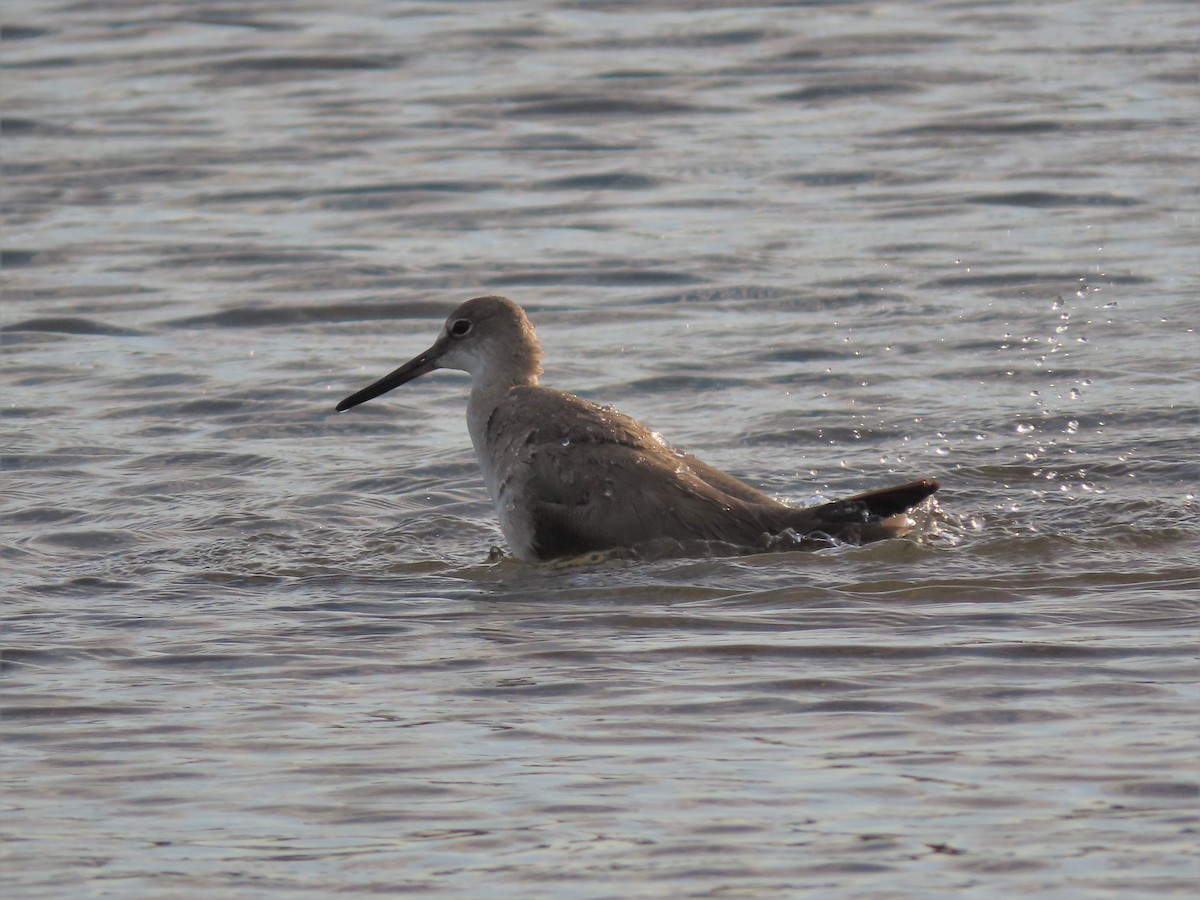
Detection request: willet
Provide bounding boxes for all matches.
[336,296,939,561]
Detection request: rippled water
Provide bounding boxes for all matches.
[4,1,1198,896]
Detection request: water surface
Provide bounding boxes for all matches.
[4,1,1198,896]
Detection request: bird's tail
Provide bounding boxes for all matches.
[844,478,941,518]
[792,477,941,544]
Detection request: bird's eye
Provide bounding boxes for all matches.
[449,319,472,337]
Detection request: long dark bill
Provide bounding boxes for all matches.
[335,346,440,412]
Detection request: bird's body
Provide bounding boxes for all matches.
[337,296,939,561]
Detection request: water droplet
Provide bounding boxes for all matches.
[1069,388,1081,400]
[1065,420,1079,434]
[1016,423,1035,434]
[561,438,571,447]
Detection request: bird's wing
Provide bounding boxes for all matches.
[487,385,781,505]
[513,438,777,558]
[675,452,782,506]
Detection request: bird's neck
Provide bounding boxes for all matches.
[465,363,534,447]
[465,367,535,503]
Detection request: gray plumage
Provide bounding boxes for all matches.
[337,296,939,561]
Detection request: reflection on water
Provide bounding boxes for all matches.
[4,0,1197,895]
